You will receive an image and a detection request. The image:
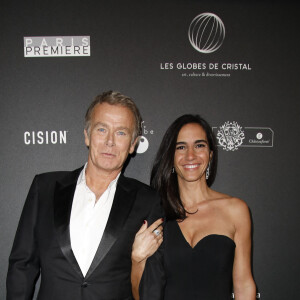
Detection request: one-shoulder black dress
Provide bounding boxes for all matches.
[140,220,236,300]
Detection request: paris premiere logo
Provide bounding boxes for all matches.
[188,13,225,54]
[217,121,245,151]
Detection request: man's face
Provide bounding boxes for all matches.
[84,103,137,176]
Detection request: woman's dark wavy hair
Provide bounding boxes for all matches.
[150,114,218,221]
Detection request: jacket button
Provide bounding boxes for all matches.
[81,282,88,288]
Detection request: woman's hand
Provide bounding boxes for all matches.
[131,219,164,299]
[132,218,164,263]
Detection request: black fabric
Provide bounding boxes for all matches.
[141,220,235,300]
[7,167,162,300]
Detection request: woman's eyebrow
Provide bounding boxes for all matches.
[195,139,208,144]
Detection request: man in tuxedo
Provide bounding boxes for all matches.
[7,91,163,300]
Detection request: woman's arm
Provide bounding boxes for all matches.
[131,219,163,300]
[232,199,256,300]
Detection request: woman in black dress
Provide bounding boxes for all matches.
[131,114,256,300]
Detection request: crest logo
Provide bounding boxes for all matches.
[217,121,245,151]
[188,13,225,54]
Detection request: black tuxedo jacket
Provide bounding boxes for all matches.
[7,167,162,300]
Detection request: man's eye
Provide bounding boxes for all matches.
[117,131,126,136]
[98,128,106,132]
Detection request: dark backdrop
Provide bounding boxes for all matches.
[1,1,299,299]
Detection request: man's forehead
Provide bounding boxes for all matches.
[93,103,132,116]
[91,103,134,128]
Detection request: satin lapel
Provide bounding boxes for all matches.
[85,175,136,279]
[53,167,83,279]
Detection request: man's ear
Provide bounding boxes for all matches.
[129,136,140,154]
[84,129,90,147]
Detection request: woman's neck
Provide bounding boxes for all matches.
[178,178,211,209]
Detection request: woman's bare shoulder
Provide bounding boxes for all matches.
[211,191,250,217]
[224,197,251,228]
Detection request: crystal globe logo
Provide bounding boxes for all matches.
[188,13,225,54]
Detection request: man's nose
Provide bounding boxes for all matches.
[105,132,115,146]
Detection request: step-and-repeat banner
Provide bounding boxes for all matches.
[1,1,299,299]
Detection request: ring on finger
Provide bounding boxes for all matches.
[153,229,160,236]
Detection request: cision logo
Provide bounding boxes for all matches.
[24,130,68,145]
[188,12,225,54]
[213,122,274,151]
[24,36,90,57]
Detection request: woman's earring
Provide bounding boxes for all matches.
[172,167,175,173]
[206,163,210,180]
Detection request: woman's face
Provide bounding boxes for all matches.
[174,123,211,184]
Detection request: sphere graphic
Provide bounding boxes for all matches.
[256,133,263,140]
[188,12,225,54]
[136,136,149,154]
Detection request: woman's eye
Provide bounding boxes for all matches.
[176,145,185,150]
[196,143,205,148]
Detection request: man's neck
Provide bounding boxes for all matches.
[85,164,120,201]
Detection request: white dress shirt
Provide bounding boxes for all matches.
[70,164,120,276]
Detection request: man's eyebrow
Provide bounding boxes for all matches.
[94,122,108,127]
[93,123,130,131]
[115,126,130,131]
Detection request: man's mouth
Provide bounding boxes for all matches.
[101,152,116,157]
